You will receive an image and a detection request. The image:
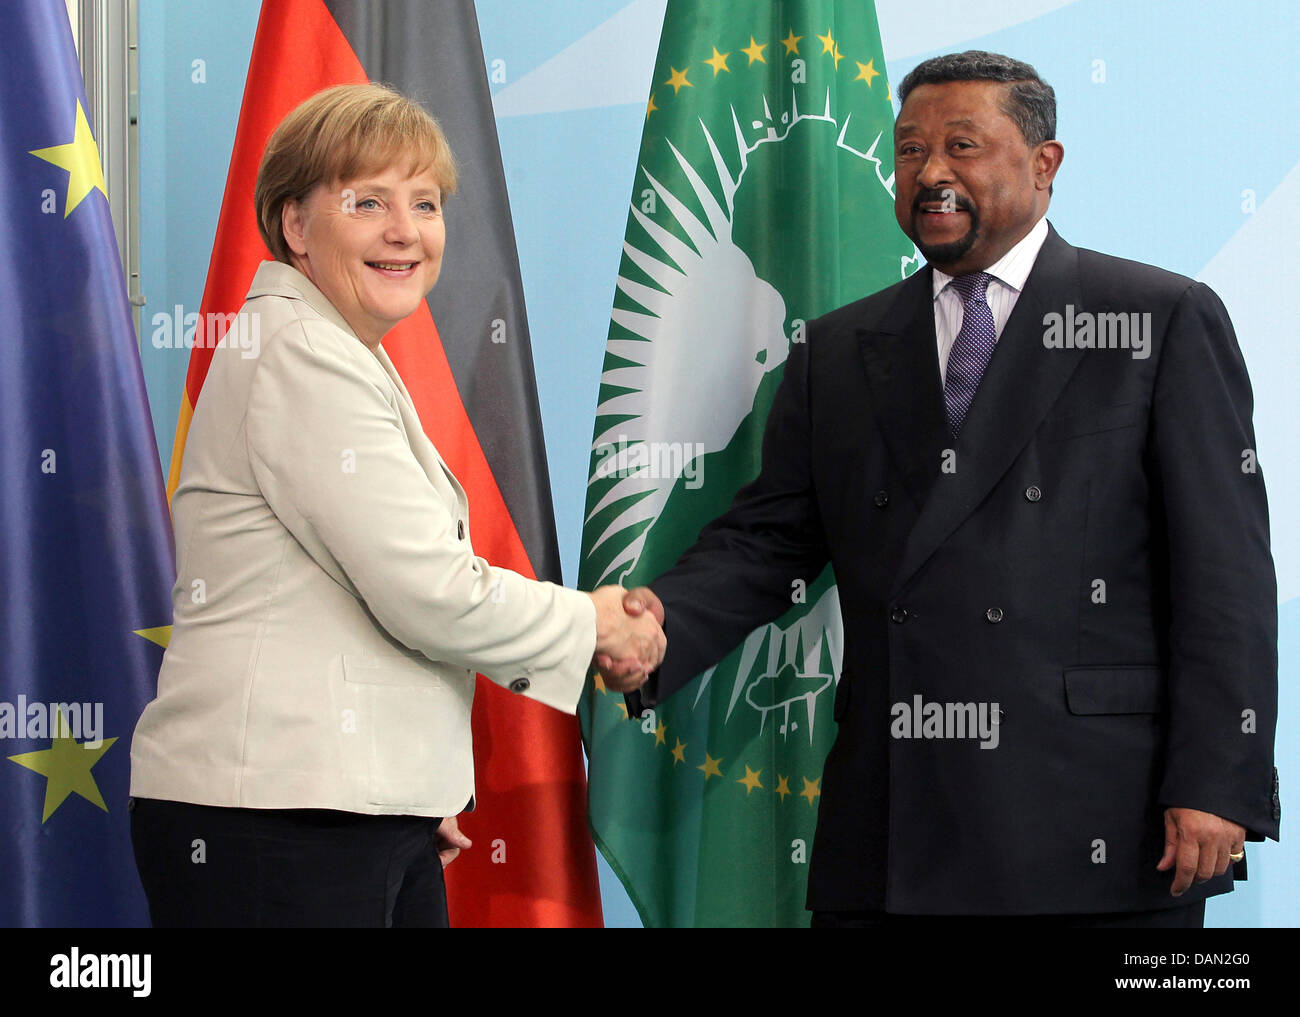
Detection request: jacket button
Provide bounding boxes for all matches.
[873,490,889,508]
[890,606,908,624]
[509,677,530,694]
[457,519,466,540]
[985,607,1004,623]
[1025,485,1042,502]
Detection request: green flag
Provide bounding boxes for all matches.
[579,0,914,927]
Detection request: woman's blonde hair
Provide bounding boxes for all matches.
[254,83,459,263]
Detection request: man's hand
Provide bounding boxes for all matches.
[587,585,666,692]
[592,586,665,692]
[435,815,472,869]
[622,586,665,625]
[1156,807,1246,896]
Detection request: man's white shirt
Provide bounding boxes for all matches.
[931,214,1049,387]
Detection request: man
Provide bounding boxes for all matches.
[601,51,1280,926]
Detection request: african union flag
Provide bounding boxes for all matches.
[0,0,174,926]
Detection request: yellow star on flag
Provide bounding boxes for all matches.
[855,59,881,87]
[705,46,730,76]
[817,29,836,55]
[29,100,108,219]
[737,765,764,795]
[8,708,117,822]
[592,670,607,693]
[775,775,792,802]
[800,776,822,806]
[665,66,692,94]
[646,91,659,119]
[697,753,723,780]
[654,719,667,745]
[742,36,767,65]
[670,738,686,765]
[134,625,172,649]
[781,30,802,56]
[832,44,845,69]
[616,701,629,718]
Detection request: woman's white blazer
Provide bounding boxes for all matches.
[130,261,596,817]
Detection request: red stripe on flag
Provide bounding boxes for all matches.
[386,312,603,926]
[178,0,365,418]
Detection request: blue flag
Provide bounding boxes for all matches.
[0,0,174,926]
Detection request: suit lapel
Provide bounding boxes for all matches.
[890,225,1087,596]
[857,269,948,511]
[374,346,468,506]
[255,263,470,508]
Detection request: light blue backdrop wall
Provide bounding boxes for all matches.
[136,0,1299,927]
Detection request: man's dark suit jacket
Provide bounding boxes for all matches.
[632,223,1280,915]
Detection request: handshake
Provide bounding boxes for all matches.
[586,586,665,693]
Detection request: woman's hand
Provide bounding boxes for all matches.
[435,815,472,868]
[586,586,666,691]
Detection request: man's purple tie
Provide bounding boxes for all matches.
[944,271,997,439]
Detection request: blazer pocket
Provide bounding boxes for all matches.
[342,654,472,808]
[1064,666,1165,715]
[342,653,443,687]
[1039,402,1145,442]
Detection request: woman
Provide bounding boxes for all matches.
[129,83,662,927]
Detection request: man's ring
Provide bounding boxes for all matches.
[1229,850,1245,862]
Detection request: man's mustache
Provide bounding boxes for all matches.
[913,189,976,215]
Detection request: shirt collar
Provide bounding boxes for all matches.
[931,214,1050,299]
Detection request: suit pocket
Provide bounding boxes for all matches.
[1064,666,1164,715]
[342,653,443,687]
[342,654,473,808]
[1039,402,1145,441]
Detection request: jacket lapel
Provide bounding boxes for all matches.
[249,262,470,512]
[375,346,468,507]
[857,268,948,512]
[890,225,1087,596]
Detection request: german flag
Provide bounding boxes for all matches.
[168,0,602,927]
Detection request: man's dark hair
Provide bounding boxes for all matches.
[897,50,1056,146]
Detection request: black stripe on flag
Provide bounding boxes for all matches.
[325,0,562,583]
